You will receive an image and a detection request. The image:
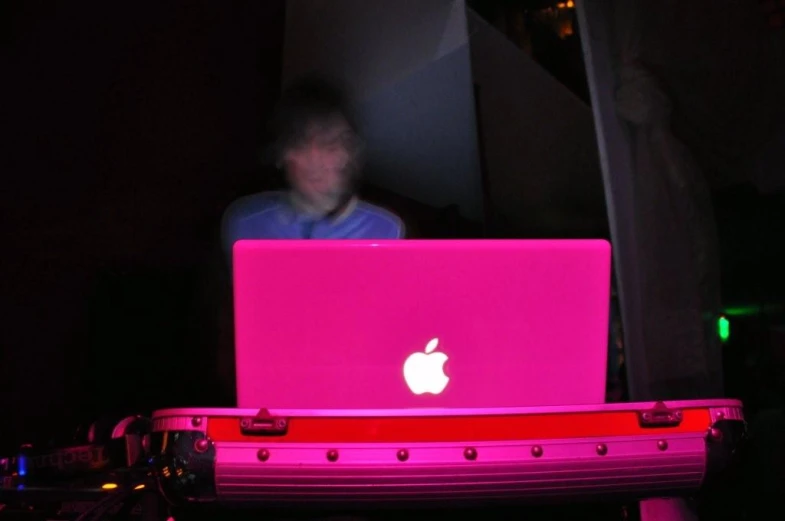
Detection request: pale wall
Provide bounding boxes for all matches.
[467,10,607,235]
[282,0,485,220]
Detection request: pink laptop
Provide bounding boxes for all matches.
[232,240,611,410]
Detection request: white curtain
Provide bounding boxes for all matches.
[612,0,723,397]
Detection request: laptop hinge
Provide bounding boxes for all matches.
[239,408,289,436]
[637,401,683,428]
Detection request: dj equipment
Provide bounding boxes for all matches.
[0,416,159,521]
[1,240,747,520]
[1,401,746,521]
[142,399,744,521]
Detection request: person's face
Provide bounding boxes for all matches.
[283,118,354,210]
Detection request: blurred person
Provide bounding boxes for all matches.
[221,76,404,263]
[215,77,405,412]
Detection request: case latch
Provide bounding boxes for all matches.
[239,408,289,436]
[638,401,683,428]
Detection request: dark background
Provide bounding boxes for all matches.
[2,1,289,447]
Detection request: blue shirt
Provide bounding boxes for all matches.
[221,191,404,258]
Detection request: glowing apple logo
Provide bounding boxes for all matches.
[403,338,449,395]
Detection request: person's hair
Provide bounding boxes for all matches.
[271,76,364,179]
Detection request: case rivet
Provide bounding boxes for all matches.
[191,417,202,427]
[595,443,608,456]
[194,438,209,454]
[257,449,270,462]
[396,449,409,462]
[708,427,723,442]
[326,449,339,462]
[531,445,543,458]
[657,440,668,451]
[463,447,478,461]
[716,411,725,420]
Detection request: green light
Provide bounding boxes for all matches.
[717,316,730,343]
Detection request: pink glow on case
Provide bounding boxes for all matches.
[151,401,744,506]
[232,240,611,409]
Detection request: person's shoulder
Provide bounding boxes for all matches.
[223,191,287,223]
[353,199,405,239]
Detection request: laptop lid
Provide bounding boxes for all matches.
[233,240,611,409]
